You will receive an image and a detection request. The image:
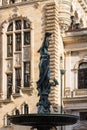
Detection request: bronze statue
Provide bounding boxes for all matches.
[37,32,58,114]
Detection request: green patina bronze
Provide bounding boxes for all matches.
[37,32,58,114]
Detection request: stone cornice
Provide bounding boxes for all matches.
[63,28,87,44]
[0,0,55,10]
[63,96,87,110]
[63,96,87,104]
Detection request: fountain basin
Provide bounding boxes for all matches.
[10,114,79,127]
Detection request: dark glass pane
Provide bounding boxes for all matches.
[15,20,21,30]
[78,80,84,89]
[15,109,20,115]
[84,80,87,86]
[7,22,13,31]
[84,70,87,79]
[78,68,87,89]
[24,20,30,29]
[15,68,21,93]
[15,33,21,51]
[78,70,84,79]
[9,0,15,4]
[7,74,13,99]
[24,62,30,87]
[24,104,28,114]
[80,112,87,120]
[24,32,30,45]
[7,34,13,57]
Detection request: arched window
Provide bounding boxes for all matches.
[78,62,87,89]
[5,18,31,99]
[24,104,29,114]
[12,108,20,115]
[21,102,29,114]
[15,108,20,115]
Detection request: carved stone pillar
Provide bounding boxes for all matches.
[65,52,71,89]
[30,24,34,88]
[74,69,78,90]
[0,0,2,6]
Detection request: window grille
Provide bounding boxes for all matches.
[5,19,31,98]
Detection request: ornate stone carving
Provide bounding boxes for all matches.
[78,0,87,12]
[58,0,72,32]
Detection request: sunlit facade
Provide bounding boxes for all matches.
[0,0,87,130]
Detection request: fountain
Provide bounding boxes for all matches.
[10,32,79,130]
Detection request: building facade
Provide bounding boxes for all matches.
[0,0,87,130]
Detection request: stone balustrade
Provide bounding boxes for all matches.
[64,88,87,98]
[73,89,87,97]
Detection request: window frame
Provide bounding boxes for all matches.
[78,62,87,89]
[5,18,31,99]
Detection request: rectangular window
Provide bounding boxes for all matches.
[15,68,21,93]
[7,74,13,99]
[78,69,87,89]
[24,62,30,87]
[80,112,87,120]
[24,32,30,45]
[15,33,21,51]
[7,34,13,57]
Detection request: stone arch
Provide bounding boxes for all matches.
[74,59,87,70]
[0,14,32,31]
[12,107,20,115]
[21,102,29,114]
[3,113,11,127]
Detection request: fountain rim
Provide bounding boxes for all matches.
[9,113,79,126]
